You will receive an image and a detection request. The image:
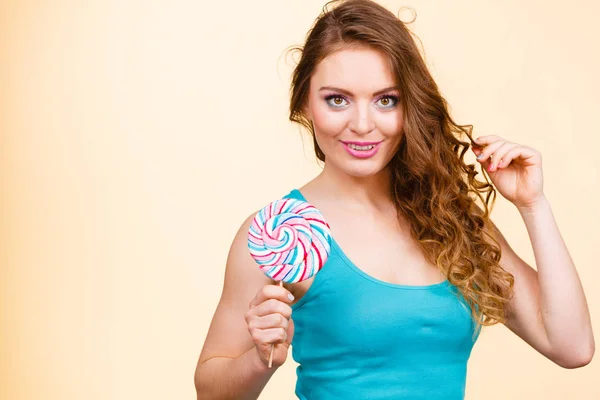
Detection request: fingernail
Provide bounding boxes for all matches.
[288,293,295,301]
[476,154,483,160]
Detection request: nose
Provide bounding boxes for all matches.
[348,102,375,135]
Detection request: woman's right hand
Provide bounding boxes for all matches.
[245,284,295,368]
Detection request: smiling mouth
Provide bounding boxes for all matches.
[346,143,376,151]
[340,141,383,159]
[341,141,383,151]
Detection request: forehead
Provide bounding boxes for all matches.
[311,46,397,91]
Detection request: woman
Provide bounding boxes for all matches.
[194,0,594,398]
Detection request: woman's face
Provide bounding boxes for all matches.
[304,46,405,179]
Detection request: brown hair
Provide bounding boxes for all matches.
[287,0,514,337]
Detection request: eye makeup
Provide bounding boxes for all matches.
[324,94,349,108]
[323,93,400,109]
[374,93,399,108]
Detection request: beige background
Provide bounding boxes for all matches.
[1,0,598,399]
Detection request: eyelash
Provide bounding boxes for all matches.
[324,94,399,109]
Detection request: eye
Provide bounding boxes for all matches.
[324,95,349,108]
[375,95,399,109]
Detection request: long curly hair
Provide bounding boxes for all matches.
[287,0,514,337]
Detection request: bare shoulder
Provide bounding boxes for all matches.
[221,213,271,305]
[196,212,271,365]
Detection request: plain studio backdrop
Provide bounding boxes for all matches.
[1,0,598,399]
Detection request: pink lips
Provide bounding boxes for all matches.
[341,140,383,159]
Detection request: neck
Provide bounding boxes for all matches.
[314,162,394,211]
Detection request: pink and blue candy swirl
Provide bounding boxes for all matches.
[247,198,331,283]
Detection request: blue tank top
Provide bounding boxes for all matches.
[283,189,481,400]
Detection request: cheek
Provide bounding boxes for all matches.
[379,110,404,138]
[311,104,347,138]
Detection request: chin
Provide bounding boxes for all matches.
[337,161,388,179]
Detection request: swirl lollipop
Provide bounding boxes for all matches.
[248,197,331,367]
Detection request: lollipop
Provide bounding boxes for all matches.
[248,197,331,367]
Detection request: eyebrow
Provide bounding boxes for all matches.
[318,85,401,96]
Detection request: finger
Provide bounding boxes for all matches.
[474,135,503,146]
[256,327,288,346]
[248,313,290,331]
[496,145,539,168]
[249,284,295,308]
[475,140,506,163]
[487,142,518,170]
[253,298,293,319]
[286,318,295,345]
[495,148,518,169]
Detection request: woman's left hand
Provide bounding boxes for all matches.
[472,135,545,209]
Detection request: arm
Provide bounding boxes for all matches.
[471,134,594,368]
[194,348,274,400]
[194,214,286,400]
[486,197,594,368]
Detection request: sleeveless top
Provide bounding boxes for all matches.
[284,189,481,400]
